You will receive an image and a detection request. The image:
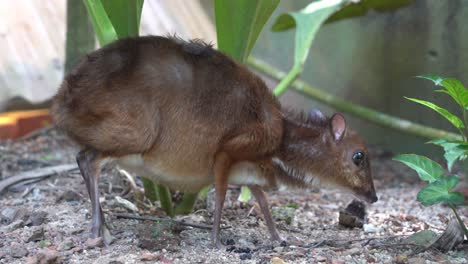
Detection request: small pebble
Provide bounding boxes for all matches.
[86,237,104,248]
[363,224,382,233]
[25,249,59,264]
[11,199,24,206]
[59,238,74,251]
[331,259,345,264]
[56,190,81,203]
[27,227,45,242]
[316,255,327,262]
[10,242,29,258]
[273,246,283,253]
[1,207,19,224]
[270,257,287,264]
[239,253,252,260]
[7,220,25,231]
[27,211,48,226]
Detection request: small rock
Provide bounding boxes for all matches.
[331,259,345,264]
[25,249,59,264]
[108,261,124,264]
[395,254,408,264]
[271,257,287,264]
[408,257,425,264]
[27,211,48,226]
[363,224,382,233]
[70,228,84,235]
[273,247,283,253]
[316,256,327,262]
[343,247,360,256]
[140,252,160,261]
[7,219,25,231]
[86,237,104,248]
[59,238,74,251]
[27,227,45,242]
[57,190,81,203]
[1,207,19,224]
[10,242,29,258]
[12,199,24,206]
[225,238,235,245]
[239,253,252,260]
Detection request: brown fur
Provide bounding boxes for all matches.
[52,35,377,246]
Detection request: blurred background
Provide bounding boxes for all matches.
[1,0,467,156]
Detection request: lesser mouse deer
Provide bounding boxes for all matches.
[52,36,377,248]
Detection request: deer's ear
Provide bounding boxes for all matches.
[330,113,346,142]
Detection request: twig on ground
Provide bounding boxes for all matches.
[301,235,409,249]
[0,163,78,193]
[18,126,54,141]
[112,213,228,230]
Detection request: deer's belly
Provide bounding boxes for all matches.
[117,155,267,192]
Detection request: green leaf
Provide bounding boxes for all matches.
[271,0,344,96]
[84,0,144,46]
[272,0,344,64]
[438,78,468,109]
[215,0,279,62]
[405,230,438,246]
[325,0,415,24]
[238,186,252,203]
[84,0,118,46]
[101,0,144,39]
[429,139,468,171]
[405,97,465,130]
[417,176,464,206]
[393,154,444,182]
[417,74,445,86]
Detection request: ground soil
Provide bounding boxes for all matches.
[0,128,467,264]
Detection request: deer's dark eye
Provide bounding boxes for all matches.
[352,151,365,166]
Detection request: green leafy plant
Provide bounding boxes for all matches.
[394,75,468,239]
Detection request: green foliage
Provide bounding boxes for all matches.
[83,0,143,46]
[429,139,468,171]
[214,0,279,62]
[270,0,415,96]
[101,0,144,38]
[417,175,464,206]
[394,75,468,238]
[83,0,118,45]
[404,97,465,130]
[326,0,415,24]
[393,154,444,183]
[418,75,468,109]
[271,0,344,96]
[238,186,252,203]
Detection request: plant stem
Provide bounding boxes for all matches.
[157,185,174,217]
[462,109,468,141]
[449,204,468,239]
[248,57,462,141]
[273,64,303,96]
[174,193,199,215]
[142,177,158,202]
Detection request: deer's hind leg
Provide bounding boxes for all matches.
[76,148,114,245]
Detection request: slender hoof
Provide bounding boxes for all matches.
[90,224,115,245]
[211,240,224,249]
[271,233,284,243]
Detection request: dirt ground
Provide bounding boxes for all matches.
[0,128,467,264]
